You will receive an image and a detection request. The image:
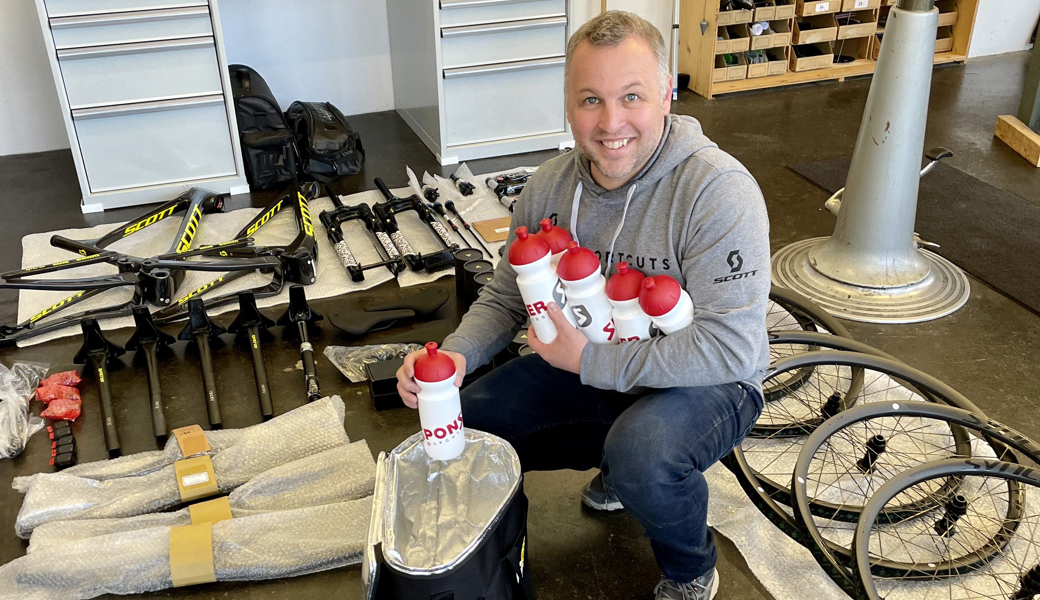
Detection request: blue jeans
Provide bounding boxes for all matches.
[461,354,763,583]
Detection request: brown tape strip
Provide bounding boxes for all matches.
[172,425,211,457]
[174,456,218,502]
[188,496,232,525]
[169,523,216,587]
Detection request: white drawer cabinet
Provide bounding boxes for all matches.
[34,0,246,212]
[388,0,574,165]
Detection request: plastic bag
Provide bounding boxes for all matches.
[36,386,80,404]
[40,398,81,421]
[40,370,81,388]
[0,361,49,459]
[324,344,422,383]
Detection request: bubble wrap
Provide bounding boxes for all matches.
[0,498,372,600]
[12,397,346,493]
[14,397,349,537]
[27,440,375,553]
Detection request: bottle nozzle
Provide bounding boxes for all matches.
[617,262,629,274]
[515,226,529,240]
[425,342,438,356]
[642,278,656,291]
[540,218,553,232]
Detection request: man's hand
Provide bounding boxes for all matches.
[527,302,588,374]
[396,348,467,409]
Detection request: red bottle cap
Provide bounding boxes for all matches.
[508,226,551,266]
[556,241,602,282]
[638,275,683,317]
[606,262,646,302]
[414,342,457,382]
[536,219,574,255]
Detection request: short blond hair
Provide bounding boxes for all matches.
[565,11,670,99]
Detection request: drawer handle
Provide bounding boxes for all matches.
[57,36,213,59]
[443,55,564,79]
[440,0,542,8]
[50,6,209,29]
[441,15,566,37]
[72,94,224,119]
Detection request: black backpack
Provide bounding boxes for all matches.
[285,101,365,182]
[229,65,297,190]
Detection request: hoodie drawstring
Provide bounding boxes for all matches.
[568,181,638,275]
[568,182,583,246]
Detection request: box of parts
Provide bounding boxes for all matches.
[836,10,878,39]
[748,47,790,78]
[793,13,838,44]
[832,36,873,63]
[751,20,793,49]
[767,47,790,75]
[718,7,754,25]
[774,0,797,19]
[841,0,880,10]
[796,0,840,16]
[713,53,748,82]
[790,41,834,71]
[935,26,954,52]
[754,0,777,21]
[936,0,958,26]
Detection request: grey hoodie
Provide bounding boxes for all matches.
[442,115,771,393]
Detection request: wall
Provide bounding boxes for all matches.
[968,0,1039,58]
[0,1,70,156]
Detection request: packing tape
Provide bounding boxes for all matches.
[188,496,232,525]
[172,424,211,457]
[174,456,218,502]
[169,522,216,587]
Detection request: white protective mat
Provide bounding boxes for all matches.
[16,165,522,347]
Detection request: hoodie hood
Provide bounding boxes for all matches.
[573,114,718,201]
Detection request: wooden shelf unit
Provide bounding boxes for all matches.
[679,0,978,99]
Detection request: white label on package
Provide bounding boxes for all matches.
[182,472,210,487]
[816,2,829,11]
[854,0,868,7]
[495,227,510,233]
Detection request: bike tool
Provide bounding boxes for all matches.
[178,298,225,428]
[443,199,492,259]
[228,291,275,420]
[450,173,475,196]
[278,285,323,402]
[320,185,405,281]
[486,169,535,212]
[125,306,175,440]
[74,318,125,456]
[373,177,457,272]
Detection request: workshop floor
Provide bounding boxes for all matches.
[1,50,1039,600]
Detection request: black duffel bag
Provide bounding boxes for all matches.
[228,64,297,190]
[285,101,364,182]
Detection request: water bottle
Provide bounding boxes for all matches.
[535,218,573,268]
[414,342,464,461]
[638,275,694,334]
[557,242,617,345]
[606,262,654,343]
[509,226,574,343]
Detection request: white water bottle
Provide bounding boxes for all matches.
[557,242,618,345]
[535,218,573,269]
[509,226,574,344]
[607,262,654,343]
[638,275,695,334]
[414,342,465,461]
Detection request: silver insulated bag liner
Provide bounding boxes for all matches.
[364,429,534,600]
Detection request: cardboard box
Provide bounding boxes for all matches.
[718,8,753,26]
[713,55,729,82]
[768,47,790,75]
[774,0,797,19]
[715,26,733,54]
[836,9,878,39]
[754,0,777,21]
[714,52,749,80]
[832,35,873,63]
[841,0,880,10]
[793,13,838,44]
[935,25,954,53]
[790,41,834,71]
[871,32,883,59]
[746,50,771,78]
[796,0,840,16]
[751,20,793,49]
[728,24,752,52]
[936,0,958,26]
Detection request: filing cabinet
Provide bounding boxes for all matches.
[34,0,247,211]
[386,0,574,165]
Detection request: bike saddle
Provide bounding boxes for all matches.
[362,287,448,316]
[331,308,416,337]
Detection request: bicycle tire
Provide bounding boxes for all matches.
[768,285,853,338]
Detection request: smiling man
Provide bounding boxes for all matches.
[397,11,770,600]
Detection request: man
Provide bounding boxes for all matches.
[397,11,770,600]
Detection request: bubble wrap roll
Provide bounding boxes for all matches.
[12,398,346,493]
[27,440,376,553]
[0,498,372,600]
[15,397,349,537]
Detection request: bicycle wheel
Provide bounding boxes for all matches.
[854,458,1040,600]
[768,285,852,338]
[764,331,900,403]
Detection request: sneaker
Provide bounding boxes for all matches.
[580,472,624,511]
[653,569,719,600]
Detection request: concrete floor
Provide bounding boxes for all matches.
[1,51,1039,599]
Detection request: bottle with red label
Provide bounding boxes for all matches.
[638,275,695,334]
[557,242,617,345]
[414,342,465,461]
[509,226,575,344]
[535,218,573,269]
[606,262,654,343]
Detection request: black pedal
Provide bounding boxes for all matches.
[50,450,77,469]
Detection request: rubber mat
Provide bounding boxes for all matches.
[790,157,1040,314]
